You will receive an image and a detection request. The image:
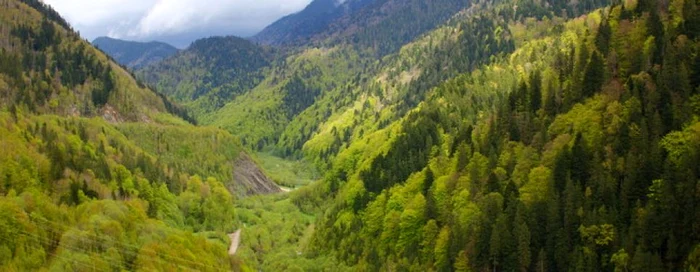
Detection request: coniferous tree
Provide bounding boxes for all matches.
[530,71,543,112]
[583,51,605,98]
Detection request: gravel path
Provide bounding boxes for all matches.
[228,229,242,255]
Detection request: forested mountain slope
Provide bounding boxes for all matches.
[229,0,607,158]
[294,1,700,271]
[141,0,618,155]
[137,36,275,117]
[0,0,191,124]
[254,0,475,57]
[6,0,699,270]
[174,0,700,270]
[140,0,483,150]
[318,0,476,56]
[216,0,700,269]
[92,36,178,69]
[0,0,278,270]
[139,0,479,136]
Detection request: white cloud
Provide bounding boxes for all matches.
[43,0,312,47]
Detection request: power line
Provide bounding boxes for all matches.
[30,215,230,271]
[10,229,201,272]
[2,229,116,271]
[36,220,210,271]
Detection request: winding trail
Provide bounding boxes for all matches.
[228,229,242,255]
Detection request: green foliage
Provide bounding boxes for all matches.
[17,0,71,30]
[0,0,189,123]
[137,36,275,117]
[307,2,700,271]
[115,122,244,193]
[234,194,349,271]
[255,152,319,188]
[0,189,233,271]
[204,45,365,151]
[338,0,473,57]
[0,108,249,270]
[4,0,700,270]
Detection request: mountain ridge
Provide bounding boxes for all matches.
[252,0,376,46]
[92,36,178,69]
[136,35,275,118]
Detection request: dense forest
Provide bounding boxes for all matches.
[300,1,700,271]
[0,0,278,270]
[2,0,700,270]
[137,36,276,118]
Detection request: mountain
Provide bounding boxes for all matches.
[137,36,275,117]
[253,0,472,56]
[252,0,375,46]
[189,0,700,270]
[317,0,474,55]
[0,1,280,270]
[92,36,178,69]
[141,0,476,147]
[298,2,700,271]
[4,0,700,271]
[0,4,188,123]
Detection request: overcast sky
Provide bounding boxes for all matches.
[43,0,313,48]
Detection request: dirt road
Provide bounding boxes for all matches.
[228,229,242,255]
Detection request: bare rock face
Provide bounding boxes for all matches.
[100,105,124,123]
[231,152,281,195]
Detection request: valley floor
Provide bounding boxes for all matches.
[255,152,319,189]
[228,152,351,270]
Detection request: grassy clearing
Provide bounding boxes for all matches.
[255,151,319,188]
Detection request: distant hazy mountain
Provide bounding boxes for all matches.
[251,0,375,46]
[92,37,178,69]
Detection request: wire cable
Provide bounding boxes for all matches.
[10,229,200,272]
[30,215,229,271]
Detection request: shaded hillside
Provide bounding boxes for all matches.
[141,0,485,144]
[137,36,275,117]
[322,0,474,56]
[252,0,375,46]
[92,36,178,69]
[152,0,477,149]
[254,0,473,57]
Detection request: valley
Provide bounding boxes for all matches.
[1,0,699,271]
